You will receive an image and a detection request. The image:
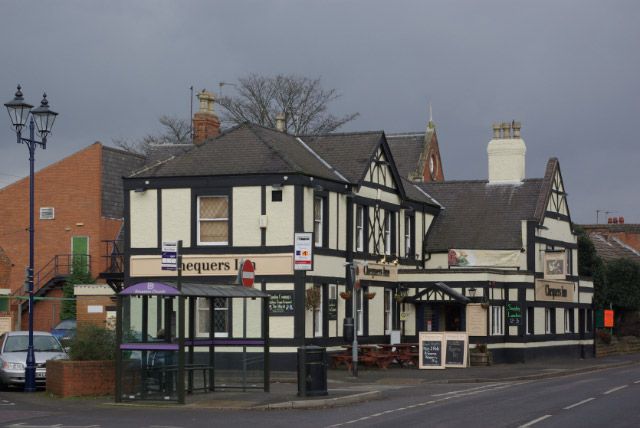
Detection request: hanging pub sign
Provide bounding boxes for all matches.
[544,251,566,280]
[267,291,294,315]
[506,302,523,326]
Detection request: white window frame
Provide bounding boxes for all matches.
[314,285,323,337]
[404,214,411,257]
[545,308,552,334]
[195,297,229,338]
[384,211,391,255]
[40,207,55,220]
[356,205,364,252]
[356,289,364,336]
[197,196,229,246]
[314,197,323,247]
[564,308,573,333]
[491,305,503,335]
[384,289,393,335]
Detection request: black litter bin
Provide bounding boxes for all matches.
[343,317,354,343]
[297,346,328,397]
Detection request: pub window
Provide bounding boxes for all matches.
[314,197,323,247]
[404,214,412,257]
[526,306,534,335]
[356,205,364,252]
[271,190,282,202]
[545,308,555,334]
[198,196,229,245]
[384,289,392,335]
[491,306,503,335]
[566,250,572,276]
[564,308,574,333]
[196,297,229,338]
[313,284,323,337]
[586,309,593,332]
[383,211,391,255]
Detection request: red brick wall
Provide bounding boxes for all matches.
[0,143,123,332]
[19,285,64,331]
[193,112,220,144]
[46,360,115,397]
[76,296,115,326]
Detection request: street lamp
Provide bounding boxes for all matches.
[4,85,58,392]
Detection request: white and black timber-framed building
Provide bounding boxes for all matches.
[121,103,594,367]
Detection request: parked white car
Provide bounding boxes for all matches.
[0,331,68,389]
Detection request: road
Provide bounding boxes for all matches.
[0,364,639,428]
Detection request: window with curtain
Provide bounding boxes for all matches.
[198,196,229,245]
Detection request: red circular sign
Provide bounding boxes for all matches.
[241,260,255,287]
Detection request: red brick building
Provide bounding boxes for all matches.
[0,142,145,331]
[582,221,640,255]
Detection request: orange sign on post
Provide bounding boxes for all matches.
[604,310,614,328]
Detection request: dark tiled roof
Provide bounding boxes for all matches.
[533,158,558,221]
[589,232,640,264]
[419,179,543,251]
[386,132,425,180]
[401,177,442,207]
[301,131,384,183]
[131,123,346,183]
[101,146,147,219]
[145,144,193,163]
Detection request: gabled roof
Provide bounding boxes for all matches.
[589,232,640,264]
[300,131,384,183]
[386,132,425,180]
[419,179,543,251]
[130,123,346,183]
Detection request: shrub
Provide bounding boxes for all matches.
[473,343,488,353]
[66,322,116,361]
[596,330,612,345]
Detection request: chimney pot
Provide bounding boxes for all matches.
[275,113,285,132]
[619,216,625,224]
[493,123,501,139]
[502,122,511,139]
[608,217,613,224]
[512,121,521,138]
[613,217,619,224]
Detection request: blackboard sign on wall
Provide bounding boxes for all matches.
[506,302,523,326]
[328,299,337,320]
[268,291,294,315]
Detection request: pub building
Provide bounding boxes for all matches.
[119,96,593,385]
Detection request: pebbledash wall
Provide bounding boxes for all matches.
[0,142,145,331]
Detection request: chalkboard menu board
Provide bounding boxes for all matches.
[268,291,294,315]
[421,340,442,367]
[328,298,337,320]
[506,302,523,326]
[445,340,465,366]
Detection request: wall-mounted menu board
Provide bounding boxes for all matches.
[506,302,523,326]
[328,298,337,320]
[419,332,445,369]
[267,291,294,315]
[444,332,468,368]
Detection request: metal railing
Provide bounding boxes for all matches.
[12,254,91,299]
[101,239,124,274]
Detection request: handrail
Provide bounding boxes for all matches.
[12,254,91,300]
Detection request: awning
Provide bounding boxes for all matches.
[406,282,470,304]
[119,281,268,298]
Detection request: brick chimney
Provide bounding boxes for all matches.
[192,90,220,144]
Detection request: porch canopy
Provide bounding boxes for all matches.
[115,281,270,404]
[406,281,470,304]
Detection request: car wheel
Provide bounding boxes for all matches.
[0,380,8,391]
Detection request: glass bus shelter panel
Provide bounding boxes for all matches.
[123,296,174,343]
[120,349,178,401]
[213,346,265,389]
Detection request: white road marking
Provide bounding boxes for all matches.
[325,382,528,427]
[563,398,594,409]
[519,415,552,427]
[634,380,640,384]
[603,385,628,394]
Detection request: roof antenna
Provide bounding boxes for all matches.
[429,101,433,122]
[189,86,194,143]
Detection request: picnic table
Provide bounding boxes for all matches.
[378,343,419,367]
[329,343,419,371]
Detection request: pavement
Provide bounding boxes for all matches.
[108,352,640,410]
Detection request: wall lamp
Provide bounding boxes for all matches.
[468,287,477,298]
[271,183,283,189]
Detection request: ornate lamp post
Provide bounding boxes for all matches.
[4,85,58,392]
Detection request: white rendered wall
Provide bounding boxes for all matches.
[233,187,261,246]
[130,190,158,248]
[161,189,191,247]
[487,138,526,182]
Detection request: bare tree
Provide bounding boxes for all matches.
[216,74,359,134]
[113,115,191,155]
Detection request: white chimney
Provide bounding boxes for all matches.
[487,121,526,183]
[275,114,285,132]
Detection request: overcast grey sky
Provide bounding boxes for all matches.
[1,0,638,224]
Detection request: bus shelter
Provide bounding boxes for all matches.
[115,281,270,404]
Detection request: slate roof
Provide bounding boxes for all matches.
[301,131,384,183]
[131,123,346,183]
[589,232,640,264]
[386,132,425,180]
[418,179,544,251]
[101,146,147,219]
[401,177,442,207]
